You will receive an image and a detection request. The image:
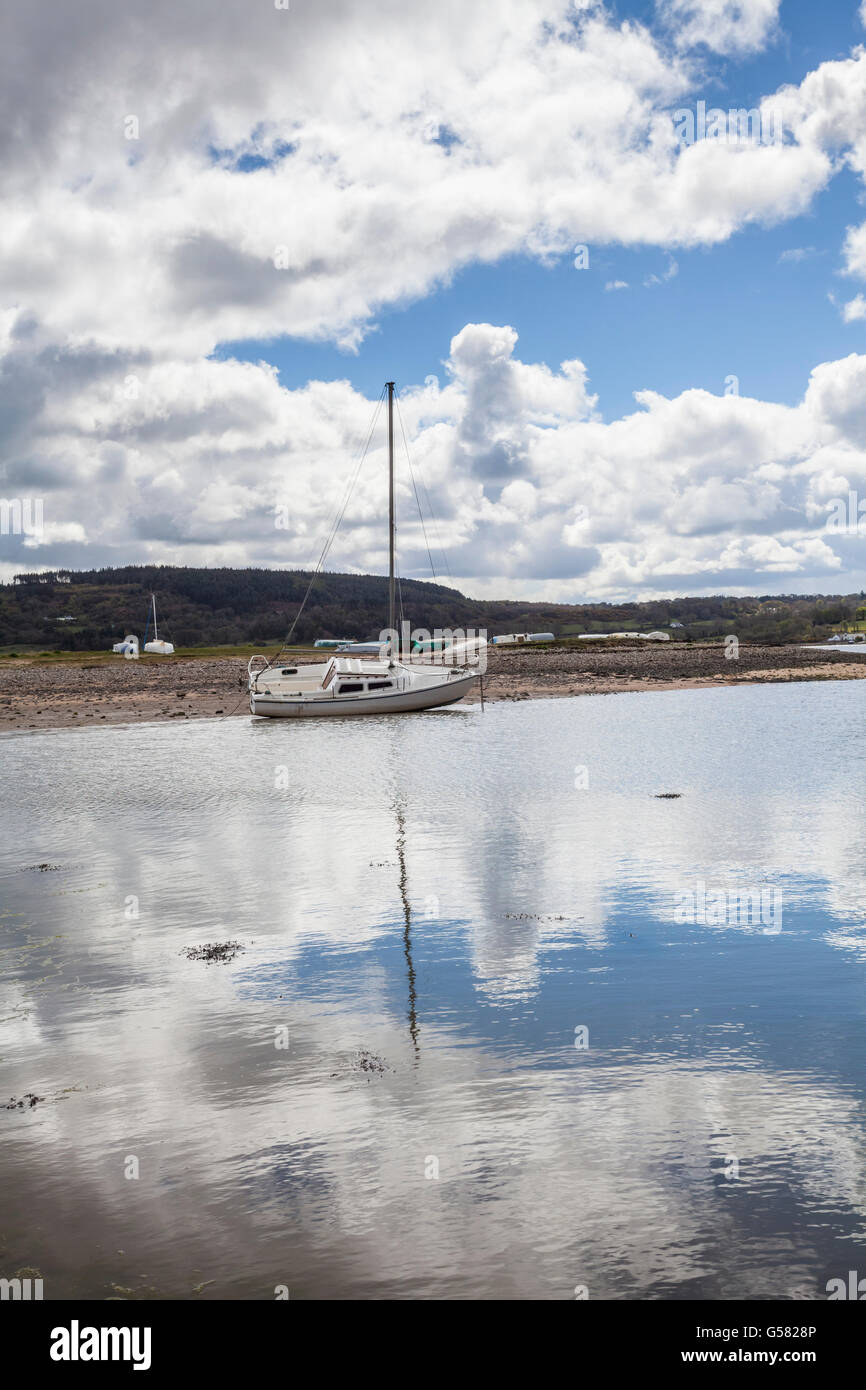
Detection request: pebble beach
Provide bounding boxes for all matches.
[1,641,864,732]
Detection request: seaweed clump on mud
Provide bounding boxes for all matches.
[330,1049,391,1079]
[503,911,568,921]
[354,1049,388,1074]
[5,1093,44,1110]
[181,941,244,964]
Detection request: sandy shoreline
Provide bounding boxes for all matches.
[1,642,864,732]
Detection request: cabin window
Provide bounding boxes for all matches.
[337,682,364,693]
[368,681,393,691]
[280,668,298,675]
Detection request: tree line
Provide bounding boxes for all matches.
[1,565,863,650]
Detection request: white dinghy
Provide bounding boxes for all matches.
[248,383,481,719]
[112,634,140,659]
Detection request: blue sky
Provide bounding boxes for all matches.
[217,185,863,422]
[213,0,866,422]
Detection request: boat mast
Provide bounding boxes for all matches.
[386,381,396,651]
[152,593,158,641]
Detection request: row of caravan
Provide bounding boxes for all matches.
[577,630,671,642]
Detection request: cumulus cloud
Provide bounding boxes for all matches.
[4,3,866,600]
[657,0,781,56]
[0,0,856,359]
[4,318,866,600]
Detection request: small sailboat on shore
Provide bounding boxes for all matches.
[248,383,481,718]
[143,593,174,655]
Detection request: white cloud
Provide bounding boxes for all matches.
[604,279,629,290]
[778,246,817,264]
[844,222,866,281]
[842,294,866,321]
[644,255,679,286]
[5,4,866,599]
[5,319,866,600]
[22,522,88,549]
[657,0,781,56]
[0,0,854,361]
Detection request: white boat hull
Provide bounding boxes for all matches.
[250,669,477,718]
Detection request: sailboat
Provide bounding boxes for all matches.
[248,383,481,718]
[143,593,175,655]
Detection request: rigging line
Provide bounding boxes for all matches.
[394,390,452,584]
[394,391,437,582]
[273,387,386,658]
[418,461,453,584]
[220,387,387,718]
[318,387,387,565]
[395,389,451,583]
[295,387,385,591]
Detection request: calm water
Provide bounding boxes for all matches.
[1,681,866,1300]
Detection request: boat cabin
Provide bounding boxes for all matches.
[322,657,397,695]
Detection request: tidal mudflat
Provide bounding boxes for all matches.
[1,680,865,1299]
[1,641,865,732]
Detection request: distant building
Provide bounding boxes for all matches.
[669,620,684,628]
